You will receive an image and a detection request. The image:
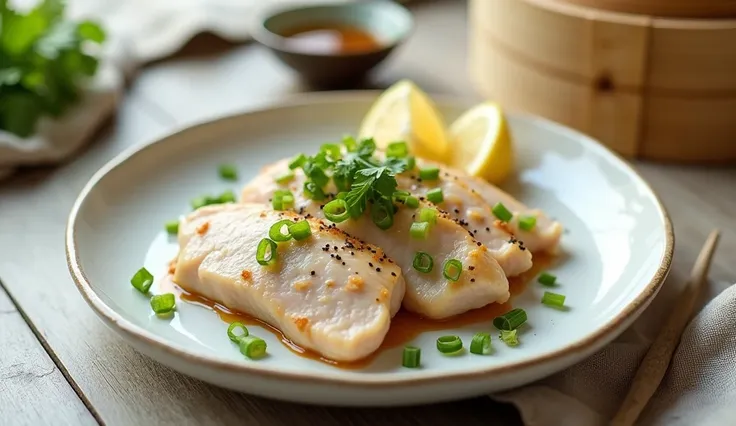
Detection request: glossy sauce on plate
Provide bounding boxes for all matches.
[280,24,381,54]
[161,254,553,369]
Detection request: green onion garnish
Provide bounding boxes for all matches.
[426,188,444,204]
[275,171,295,185]
[518,215,537,231]
[271,189,294,210]
[336,191,348,200]
[322,143,342,157]
[371,200,394,230]
[412,252,434,273]
[165,219,179,235]
[405,196,419,208]
[342,135,358,152]
[442,259,462,281]
[268,220,294,242]
[469,332,492,355]
[436,335,463,355]
[538,272,557,286]
[493,308,527,331]
[402,346,421,368]
[542,291,566,308]
[405,156,416,170]
[418,207,438,225]
[239,335,267,359]
[191,195,215,210]
[150,293,176,315]
[227,322,249,342]
[492,202,513,222]
[288,220,312,241]
[393,190,410,203]
[500,329,519,347]
[386,141,409,158]
[219,164,238,180]
[288,153,307,170]
[324,199,350,223]
[256,238,278,266]
[218,190,236,204]
[409,222,430,239]
[303,181,326,201]
[419,167,440,181]
[131,267,154,294]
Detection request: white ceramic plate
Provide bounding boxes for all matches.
[66,92,673,406]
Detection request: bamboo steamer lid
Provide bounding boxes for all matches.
[561,0,736,19]
[468,0,736,163]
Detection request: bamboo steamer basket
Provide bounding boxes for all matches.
[563,0,736,18]
[468,0,736,163]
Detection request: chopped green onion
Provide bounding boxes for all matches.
[275,171,295,184]
[426,188,444,204]
[218,164,238,180]
[288,153,307,170]
[281,194,295,209]
[256,238,278,266]
[392,190,410,203]
[165,219,179,235]
[218,190,236,204]
[336,192,348,200]
[131,267,154,294]
[419,167,440,181]
[500,329,519,347]
[538,272,557,286]
[402,346,421,368]
[150,293,176,315]
[518,215,537,231]
[418,207,438,225]
[239,335,268,359]
[492,202,513,222]
[303,181,326,201]
[271,190,294,210]
[436,335,463,355]
[191,195,215,210]
[268,220,294,242]
[342,135,357,152]
[542,291,566,308]
[320,143,342,160]
[288,220,312,241]
[409,221,430,239]
[386,141,409,158]
[442,259,463,282]
[371,200,394,230]
[493,308,528,331]
[470,332,492,355]
[405,196,419,208]
[227,322,249,342]
[405,156,416,171]
[324,199,350,223]
[412,252,434,273]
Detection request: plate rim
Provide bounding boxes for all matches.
[65,90,674,387]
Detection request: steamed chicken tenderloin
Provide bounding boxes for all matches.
[173,203,405,362]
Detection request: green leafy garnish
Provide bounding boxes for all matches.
[0,0,107,138]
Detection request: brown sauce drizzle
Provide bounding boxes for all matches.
[160,253,554,369]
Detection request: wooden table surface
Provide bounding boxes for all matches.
[1,1,734,425]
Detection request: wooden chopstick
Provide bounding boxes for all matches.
[610,230,721,426]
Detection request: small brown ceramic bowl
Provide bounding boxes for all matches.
[253,1,414,89]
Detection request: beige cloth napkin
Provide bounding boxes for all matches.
[495,281,736,426]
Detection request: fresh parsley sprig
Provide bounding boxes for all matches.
[0,0,106,138]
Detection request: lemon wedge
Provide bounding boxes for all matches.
[448,102,514,184]
[358,80,449,162]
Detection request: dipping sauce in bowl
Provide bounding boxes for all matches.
[281,24,382,55]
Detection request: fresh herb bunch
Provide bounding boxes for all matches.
[0,0,106,138]
[292,136,414,224]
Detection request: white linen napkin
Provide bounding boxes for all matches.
[494,281,736,426]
